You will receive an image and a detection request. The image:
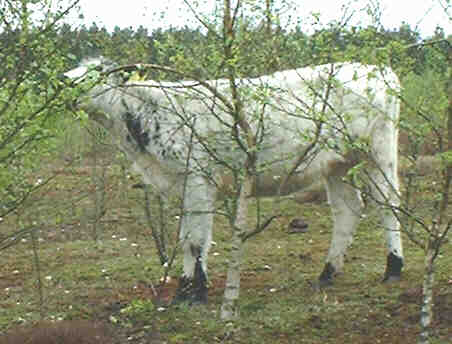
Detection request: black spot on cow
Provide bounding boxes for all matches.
[123,111,150,153]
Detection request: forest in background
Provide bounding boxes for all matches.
[59,21,450,77]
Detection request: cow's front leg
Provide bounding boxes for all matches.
[173,175,215,304]
[319,176,363,287]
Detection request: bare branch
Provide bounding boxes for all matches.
[240,214,281,242]
[182,0,219,37]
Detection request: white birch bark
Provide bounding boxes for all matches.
[418,241,435,344]
[220,176,252,320]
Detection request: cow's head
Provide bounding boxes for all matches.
[63,57,138,125]
[64,57,142,91]
[64,57,102,84]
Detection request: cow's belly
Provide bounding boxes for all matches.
[216,169,317,198]
[216,149,353,198]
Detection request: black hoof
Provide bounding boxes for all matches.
[172,251,209,305]
[317,262,335,290]
[383,252,403,283]
[172,276,208,306]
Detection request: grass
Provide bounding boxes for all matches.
[0,127,451,343]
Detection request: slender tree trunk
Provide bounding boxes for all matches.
[419,47,452,344]
[220,176,252,320]
[220,0,258,320]
[419,238,435,344]
[265,0,272,36]
[30,227,45,319]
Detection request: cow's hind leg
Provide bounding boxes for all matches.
[173,175,215,304]
[368,118,403,282]
[367,166,403,282]
[319,176,364,287]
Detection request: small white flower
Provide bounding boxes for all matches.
[269,288,277,293]
[157,307,166,312]
[13,270,19,274]
[131,243,138,247]
[163,261,169,268]
[120,237,127,241]
[213,252,220,256]
[112,235,117,239]
[45,275,52,281]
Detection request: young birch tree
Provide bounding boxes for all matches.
[129,0,268,317]
[219,0,260,320]
[0,0,79,241]
[339,11,451,341]
[412,40,452,344]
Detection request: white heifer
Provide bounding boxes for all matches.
[65,57,403,303]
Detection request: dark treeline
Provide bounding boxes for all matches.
[60,22,449,77]
[1,21,449,80]
[39,22,441,77]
